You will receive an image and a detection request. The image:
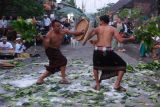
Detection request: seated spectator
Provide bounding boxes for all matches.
[0,36,13,50]
[15,37,26,57]
[0,36,14,59]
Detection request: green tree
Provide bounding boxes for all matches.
[0,0,44,17]
[118,8,141,20]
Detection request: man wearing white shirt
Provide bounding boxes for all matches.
[0,37,13,50]
[0,36,14,59]
[43,15,51,33]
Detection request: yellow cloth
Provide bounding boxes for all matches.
[19,53,30,58]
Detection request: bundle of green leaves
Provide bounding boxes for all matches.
[11,18,38,42]
[136,61,160,70]
[135,16,160,51]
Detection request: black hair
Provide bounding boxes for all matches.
[99,15,110,24]
[51,19,62,26]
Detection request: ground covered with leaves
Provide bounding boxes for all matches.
[0,45,160,107]
[0,58,160,107]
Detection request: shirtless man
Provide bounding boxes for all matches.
[36,20,84,84]
[83,15,135,91]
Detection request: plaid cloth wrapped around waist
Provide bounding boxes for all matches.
[94,46,113,51]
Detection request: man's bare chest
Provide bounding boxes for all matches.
[50,34,63,42]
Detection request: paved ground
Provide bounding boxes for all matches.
[0,42,159,107]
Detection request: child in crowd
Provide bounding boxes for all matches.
[15,38,26,57]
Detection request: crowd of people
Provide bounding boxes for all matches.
[0,36,26,59]
[0,15,80,57]
[0,15,52,40]
[0,15,37,59]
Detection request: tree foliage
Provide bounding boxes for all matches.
[118,8,141,20]
[0,0,44,17]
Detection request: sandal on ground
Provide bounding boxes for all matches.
[59,80,71,84]
[114,86,126,92]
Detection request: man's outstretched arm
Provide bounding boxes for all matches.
[114,28,135,43]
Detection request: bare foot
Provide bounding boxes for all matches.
[94,85,100,91]
[59,79,71,84]
[36,80,44,85]
[114,86,126,92]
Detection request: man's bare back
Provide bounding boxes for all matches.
[84,21,134,47]
[94,25,115,47]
